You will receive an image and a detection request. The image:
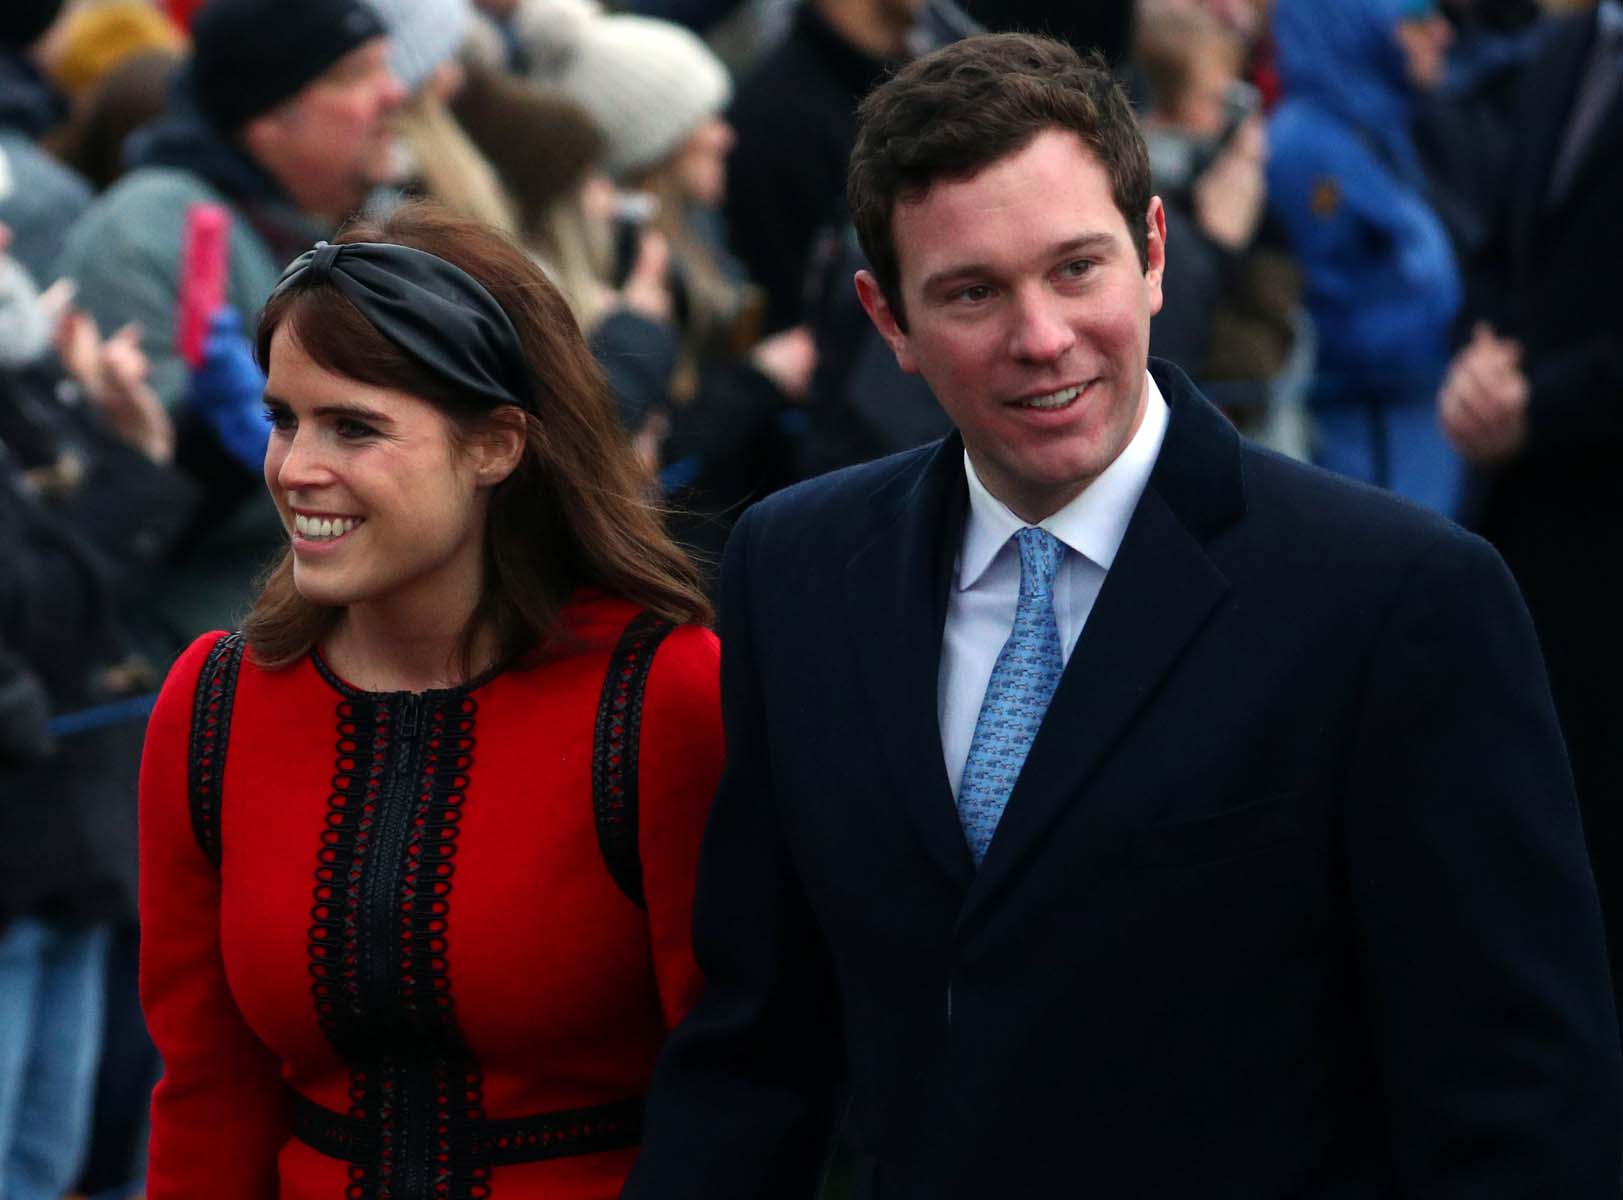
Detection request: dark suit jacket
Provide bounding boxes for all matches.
[1463,7,1623,974]
[625,362,1621,1198]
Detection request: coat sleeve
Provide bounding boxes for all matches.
[1344,527,1622,1195]
[1515,323,1623,463]
[623,506,842,1199]
[636,622,724,1030]
[139,633,289,1198]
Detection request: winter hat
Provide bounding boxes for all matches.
[517,0,730,179]
[368,0,470,94]
[189,0,388,133]
[49,2,187,97]
[0,0,66,50]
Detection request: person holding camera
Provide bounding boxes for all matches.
[1138,1,1301,429]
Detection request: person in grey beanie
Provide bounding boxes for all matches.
[51,0,405,663]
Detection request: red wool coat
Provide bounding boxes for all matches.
[139,596,722,1199]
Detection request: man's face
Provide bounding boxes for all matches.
[857,129,1164,523]
[256,39,406,221]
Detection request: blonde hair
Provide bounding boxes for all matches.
[394,90,518,236]
[528,190,614,329]
[633,161,762,394]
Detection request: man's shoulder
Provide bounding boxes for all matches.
[743,440,943,546]
[731,20,855,139]
[1235,437,1490,578]
[0,129,90,203]
[57,168,223,269]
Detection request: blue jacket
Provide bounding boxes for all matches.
[1267,0,1460,408]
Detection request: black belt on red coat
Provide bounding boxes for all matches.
[289,1090,643,1167]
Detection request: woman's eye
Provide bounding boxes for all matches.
[264,407,294,431]
[335,418,378,440]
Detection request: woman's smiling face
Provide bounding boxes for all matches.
[261,322,494,622]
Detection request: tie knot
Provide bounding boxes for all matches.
[1015,527,1064,597]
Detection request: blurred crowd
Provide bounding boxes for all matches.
[0,0,1617,1195]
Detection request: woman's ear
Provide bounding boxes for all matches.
[469,406,528,487]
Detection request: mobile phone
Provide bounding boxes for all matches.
[1215,81,1260,153]
[175,202,231,369]
[611,190,659,287]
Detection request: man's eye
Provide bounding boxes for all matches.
[954,285,994,304]
[1059,260,1093,279]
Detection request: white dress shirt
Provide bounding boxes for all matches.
[938,372,1170,798]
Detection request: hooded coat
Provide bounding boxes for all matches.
[1267,0,1464,516]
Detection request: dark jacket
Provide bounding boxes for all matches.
[1459,5,1623,1004]
[724,3,894,334]
[0,365,198,933]
[626,361,1620,1198]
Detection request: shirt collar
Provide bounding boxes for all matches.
[957,371,1171,590]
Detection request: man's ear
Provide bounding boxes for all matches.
[469,406,527,487]
[1145,196,1167,317]
[854,269,918,375]
[240,102,295,165]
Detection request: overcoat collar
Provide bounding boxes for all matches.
[843,360,1244,914]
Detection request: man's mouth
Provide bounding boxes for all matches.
[1014,384,1081,410]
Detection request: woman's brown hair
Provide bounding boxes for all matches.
[244,201,712,672]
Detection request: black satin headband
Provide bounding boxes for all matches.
[270,241,534,413]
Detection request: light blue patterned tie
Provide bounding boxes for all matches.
[957,527,1066,865]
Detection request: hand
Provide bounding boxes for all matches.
[1193,115,1267,252]
[749,325,818,402]
[52,304,175,464]
[51,293,101,386]
[631,409,668,478]
[615,229,674,325]
[188,307,270,470]
[96,323,174,464]
[1439,323,1529,464]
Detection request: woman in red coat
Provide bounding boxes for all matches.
[138,203,722,1199]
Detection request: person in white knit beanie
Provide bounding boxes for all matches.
[515,0,732,183]
[515,0,756,374]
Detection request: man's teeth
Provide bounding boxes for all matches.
[1019,385,1081,409]
[294,514,361,541]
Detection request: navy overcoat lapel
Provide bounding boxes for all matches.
[962,367,1245,925]
[844,435,976,893]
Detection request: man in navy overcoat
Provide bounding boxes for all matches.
[625,32,1621,1198]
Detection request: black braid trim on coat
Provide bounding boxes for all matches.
[591,613,676,908]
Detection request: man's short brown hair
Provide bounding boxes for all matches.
[847,33,1152,329]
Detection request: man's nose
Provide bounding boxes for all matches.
[1008,290,1076,363]
[378,65,409,111]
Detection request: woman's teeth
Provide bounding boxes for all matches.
[294,514,362,541]
[1019,385,1081,410]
